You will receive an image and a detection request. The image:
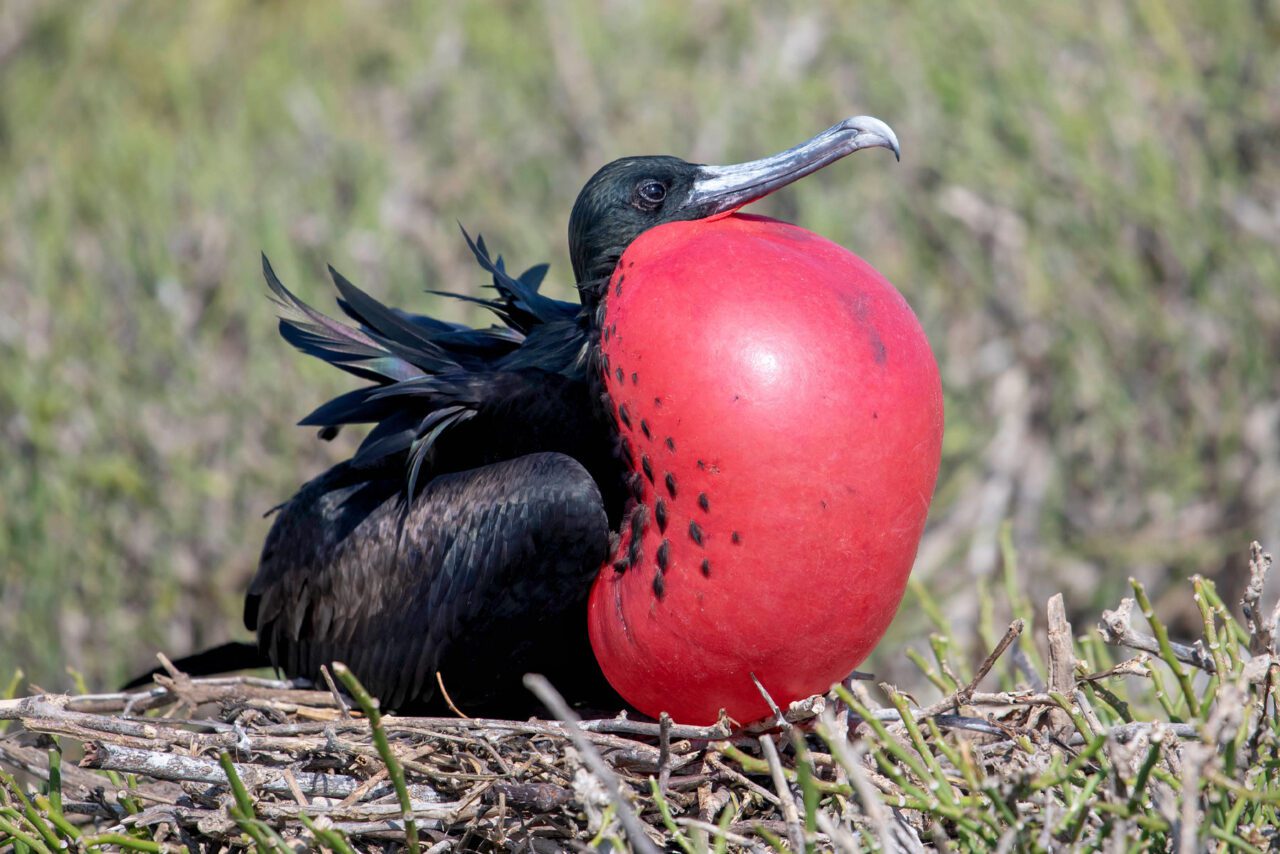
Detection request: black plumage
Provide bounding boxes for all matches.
[249,453,612,714]
[128,117,902,715]
[252,237,626,715]
[237,158,745,714]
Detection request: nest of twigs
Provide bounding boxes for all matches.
[2,542,1278,852]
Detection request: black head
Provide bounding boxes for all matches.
[567,115,902,286]
[569,156,706,284]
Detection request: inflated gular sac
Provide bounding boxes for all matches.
[589,213,943,724]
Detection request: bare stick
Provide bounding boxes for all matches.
[813,806,863,854]
[319,664,351,719]
[332,663,420,854]
[435,671,470,719]
[750,672,787,729]
[73,676,340,716]
[81,741,446,803]
[523,674,661,854]
[675,817,762,850]
[0,740,128,800]
[1242,542,1275,655]
[657,712,673,795]
[1046,595,1076,735]
[1098,598,1216,673]
[1012,640,1047,693]
[127,798,464,830]
[1179,744,1212,854]
[966,618,1026,702]
[759,734,806,854]
[706,754,782,806]
[579,716,733,741]
[916,619,1025,718]
[818,708,893,852]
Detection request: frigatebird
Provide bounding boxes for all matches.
[129,117,916,719]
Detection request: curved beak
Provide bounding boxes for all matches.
[684,115,900,216]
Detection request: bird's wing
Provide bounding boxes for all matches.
[430,228,580,333]
[264,228,579,386]
[264,255,514,382]
[246,452,611,714]
[263,253,592,473]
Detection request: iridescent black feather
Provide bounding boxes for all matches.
[141,149,732,715]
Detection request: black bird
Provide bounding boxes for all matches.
[128,117,901,716]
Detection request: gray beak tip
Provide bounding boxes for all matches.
[842,115,901,161]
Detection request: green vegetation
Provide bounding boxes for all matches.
[1,1,1278,710]
[1,543,1276,850]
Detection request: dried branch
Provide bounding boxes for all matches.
[915,619,1025,718]
[1046,594,1076,735]
[523,674,661,854]
[3,547,1274,851]
[81,741,448,805]
[759,734,806,853]
[1242,541,1275,655]
[818,708,893,851]
[1097,598,1217,673]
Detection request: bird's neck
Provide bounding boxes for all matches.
[575,271,613,314]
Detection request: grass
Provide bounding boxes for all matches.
[1,1,1278,712]
[0,541,1276,851]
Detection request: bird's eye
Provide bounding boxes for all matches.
[635,180,667,208]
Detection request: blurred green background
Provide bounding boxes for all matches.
[1,0,1277,692]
